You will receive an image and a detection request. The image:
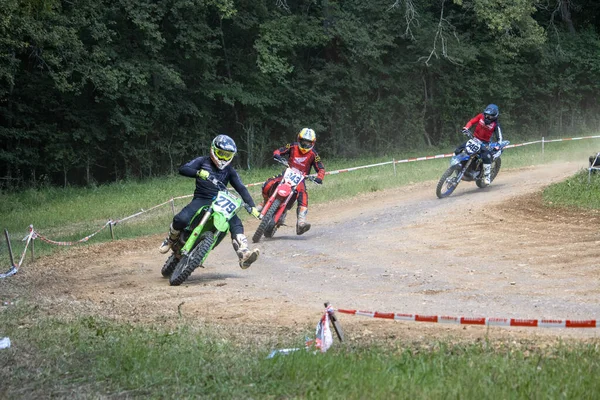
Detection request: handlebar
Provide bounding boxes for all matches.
[274,156,318,183]
[207,176,261,219]
[274,156,289,168]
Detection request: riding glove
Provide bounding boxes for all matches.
[250,207,261,218]
[197,169,210,180]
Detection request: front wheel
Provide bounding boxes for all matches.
[170,231,215,286]
[436,166,462,199]
[252,199,281,243]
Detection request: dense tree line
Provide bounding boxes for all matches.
[1,0,599,188]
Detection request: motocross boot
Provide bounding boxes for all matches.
[159,224,180,254]
[296,206,311,235]
[483,164,492,185]
[232,234,260,269]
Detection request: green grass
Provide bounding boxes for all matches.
[542,170,600,209]
[0,138,598,261]
[1,304,599,399]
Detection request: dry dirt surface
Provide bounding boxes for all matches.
[4,160,600,345]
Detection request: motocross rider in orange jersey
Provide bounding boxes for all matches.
[457,104,504,185]
[259,128,326,235]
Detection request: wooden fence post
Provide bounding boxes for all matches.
[109,220,115,241]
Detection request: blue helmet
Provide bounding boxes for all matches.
[483,104,499,124]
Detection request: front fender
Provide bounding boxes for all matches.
[450,154,469,167]
[213,212,230,233]
[277,183,292,198]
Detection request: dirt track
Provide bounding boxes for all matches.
[5,159,600,344]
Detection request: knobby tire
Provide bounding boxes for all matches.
[476,157,502,188]
[161,253,178,277]
[491,157,502,181]
[170,231,215,286]
[436,167,461,198]
[252,199,281,243]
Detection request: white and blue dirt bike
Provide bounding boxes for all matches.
[436,132,510,199]
[162,177,256,286]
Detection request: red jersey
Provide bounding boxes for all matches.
[274,143,326,180]
[464,113,502,143]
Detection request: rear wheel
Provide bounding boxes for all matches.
[477,157,502,188]
[436,166,461,199]
[170,231,215,286]
[490,157,502,181]
[161,253,178,278]
[252,199,281,242]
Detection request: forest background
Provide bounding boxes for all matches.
[1,0,599,189]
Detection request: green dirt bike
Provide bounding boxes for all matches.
[162,177,256,286]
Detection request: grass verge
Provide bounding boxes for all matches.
[1,304,599,399]
[542,170,600,209]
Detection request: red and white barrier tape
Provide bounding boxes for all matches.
[32,222,111,246]
[1,227,35,278]
[337,308,598,328]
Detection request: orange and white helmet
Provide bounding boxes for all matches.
[297,128,316,154]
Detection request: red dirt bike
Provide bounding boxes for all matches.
[252,157,316,243]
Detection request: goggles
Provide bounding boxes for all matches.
[214,148,235,161]
[299,139,313,149]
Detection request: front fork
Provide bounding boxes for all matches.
[181,208,212,255]
[273,192,295,222]
[454,158,473,183]
[262,185,295,223]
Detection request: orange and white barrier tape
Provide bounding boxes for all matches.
[337,308,597,328]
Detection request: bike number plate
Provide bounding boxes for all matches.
[283,167,303,186]
[465,139,481,155]
[213,191,239,217]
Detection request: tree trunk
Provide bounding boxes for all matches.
[559,1,576,34]
[421,73,433,147]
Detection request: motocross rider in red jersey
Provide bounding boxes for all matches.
[457,104,504,185]
[259,128,326,235]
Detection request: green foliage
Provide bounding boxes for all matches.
[459,0,546,54]
[1,0,600,188]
